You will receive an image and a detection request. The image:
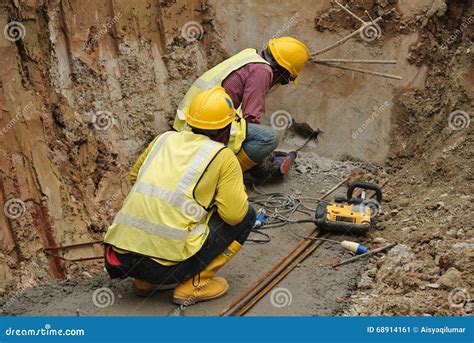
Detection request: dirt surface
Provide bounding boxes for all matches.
[344,0,474,316]
[0,0,472,316]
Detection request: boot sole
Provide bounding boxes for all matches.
[172,289,228,305]
[134,283,178,297]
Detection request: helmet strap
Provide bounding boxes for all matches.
[263,47,292,86]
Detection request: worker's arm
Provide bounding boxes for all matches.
[241,65,273,124]
[129,136,159,185]
[213,149,249,226]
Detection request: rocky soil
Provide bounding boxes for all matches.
[345,0,473,316]
[0,0,472,316]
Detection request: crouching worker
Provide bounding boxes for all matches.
[103,86,256,305]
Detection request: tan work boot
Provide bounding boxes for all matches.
[173,241,242,305]
[133,278,156,297]
[132,278,177,297]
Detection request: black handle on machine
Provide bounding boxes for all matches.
[346,181,382,203]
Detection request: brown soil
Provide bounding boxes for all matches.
[0,0,472,316]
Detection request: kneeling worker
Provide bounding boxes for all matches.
[173,37,311,179]
[103,87,256,305]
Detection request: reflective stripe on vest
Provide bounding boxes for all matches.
[113,212,206,241]
[130,136,220,222]
[105,131,224,261]
[182,53,272,94]
[132,181,207,222]
[119,136,221,225]
[173,49,270,153]
[137,131,174,180]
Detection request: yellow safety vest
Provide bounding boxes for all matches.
[173,48,270,153]
[104,131,225,262]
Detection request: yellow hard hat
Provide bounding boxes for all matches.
[186,87,236,130]
[268,37,310,78]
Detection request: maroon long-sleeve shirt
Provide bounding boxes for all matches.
[222,63,273,124]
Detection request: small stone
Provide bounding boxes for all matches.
[358,275,374,289]
[436,201,445,209]
[82,271,93,278]
[372,237,387,244]
[447,229,457,238]
[391,209,399,216]
[118,294,123,299]
[366,268,377,278]
[456,229,465,238]
[426,283,440,289]
[399,199,410,207]
[437,267,462,289]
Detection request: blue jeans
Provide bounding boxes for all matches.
[242,123,279,163]
[105,204,256,285]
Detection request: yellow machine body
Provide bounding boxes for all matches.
[326,203,372,226]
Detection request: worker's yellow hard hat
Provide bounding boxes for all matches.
[268,37,310,79]
[186,86,236,130]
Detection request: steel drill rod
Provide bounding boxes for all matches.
[234,239,326,316]
[219,232,315,315]
[219,177,349,316]
[334,0,366,24]
[317,62,402,80]
[312,16,383,56]
[312,58,397,64]
[333,243,396,267]
[43,240,103,251]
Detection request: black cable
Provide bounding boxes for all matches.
[246,229,271,244]
[247,192,322,244]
